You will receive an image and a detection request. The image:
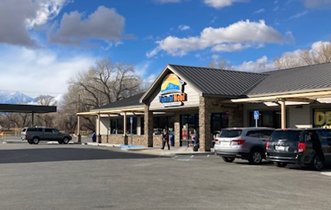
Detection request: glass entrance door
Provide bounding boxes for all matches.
[180,114,199,146]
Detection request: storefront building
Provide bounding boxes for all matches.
[77,63,331,151]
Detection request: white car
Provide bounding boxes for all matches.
[214,127,274,164]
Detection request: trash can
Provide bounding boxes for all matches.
[170,134,174,146]
[92,132,96,142]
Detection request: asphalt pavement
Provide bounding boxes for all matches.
[1,142,331,210]
[1,135,214,156]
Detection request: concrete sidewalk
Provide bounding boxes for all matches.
[82,142,215,156]
[1,138,214,156]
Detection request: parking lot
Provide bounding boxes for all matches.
[0,140,330,210]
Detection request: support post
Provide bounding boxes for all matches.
[97,113,101,143]
[31,112,35,127]
[77,115,81,143]
[280,99,286,129]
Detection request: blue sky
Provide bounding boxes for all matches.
[1,0,331,97]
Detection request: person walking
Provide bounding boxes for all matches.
[161,128,170,150]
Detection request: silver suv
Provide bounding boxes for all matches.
[214,127,274,164]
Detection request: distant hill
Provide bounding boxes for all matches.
[0,91,35,104]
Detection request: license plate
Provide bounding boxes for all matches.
[221,142,230,146]
[275,146,288,151]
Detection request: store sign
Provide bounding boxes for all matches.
[314,110,331,128]
[159,74,186,107]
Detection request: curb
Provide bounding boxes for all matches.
[81,142,215,156]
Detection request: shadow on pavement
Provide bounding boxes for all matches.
[0,146,167,164]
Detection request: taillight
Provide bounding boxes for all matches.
[298,142,306,152]
[231,139,245,145]
[214,139,219,142]
[266,141,269,149]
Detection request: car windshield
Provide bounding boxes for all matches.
[219,129,242,138]
[270,130,301,142]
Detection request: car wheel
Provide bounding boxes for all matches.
[310,155,324,171]
[274,162,287,167]
[249,149,263,165]
[27,140,34,144]
[58,141,63,144]
[32,137,39,144]
[222,157,235,163]
[62,137,69,144]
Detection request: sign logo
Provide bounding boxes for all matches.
[159,74,186,107]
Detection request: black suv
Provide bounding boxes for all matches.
[266,128,331,170]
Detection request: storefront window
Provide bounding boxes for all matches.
[110,118,124,134]
[180,114,199,137]
[153,116,174,135]
[141,117,144,135]
[249,111,280,128]
[126,117,137,134]
[211,112,229,135]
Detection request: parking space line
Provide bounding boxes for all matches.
[321,172,331,177]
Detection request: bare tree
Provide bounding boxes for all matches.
[274,41,331,69]
[33,95,57,127]
[58,58,143,133]
[208,59,234,70]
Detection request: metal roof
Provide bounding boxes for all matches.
[246,62,331,96]
[0,104,56,113]
[168,65,268,97]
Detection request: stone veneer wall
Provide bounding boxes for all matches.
[145,106,154,147]
[174,113,180,148]
[101,135,146,145]
[199,96,244,151]
[153,135,163,147]
[99,134,166,146]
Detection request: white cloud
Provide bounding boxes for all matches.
[178,25,191,31]
[253,8,265,14]
[235,56,275,72]
[147,20,285,57]
[0,0,70,47]
[135,61,152,78]
[302,0,331,8]
[204,0,249,8]
[289,10,308,19]
[0,46,95,97]
[211,43,251,52]
[48,6,125,46]
[26,0,70,28]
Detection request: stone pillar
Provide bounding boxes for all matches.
[123,112,127,135]
[228,105,244,127]
[174,112,180,147]
[199,96,211,151]
[144,106,154,147]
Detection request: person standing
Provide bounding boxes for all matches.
[161,128,170,150]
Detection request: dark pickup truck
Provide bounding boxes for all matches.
[21,127,72,144]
